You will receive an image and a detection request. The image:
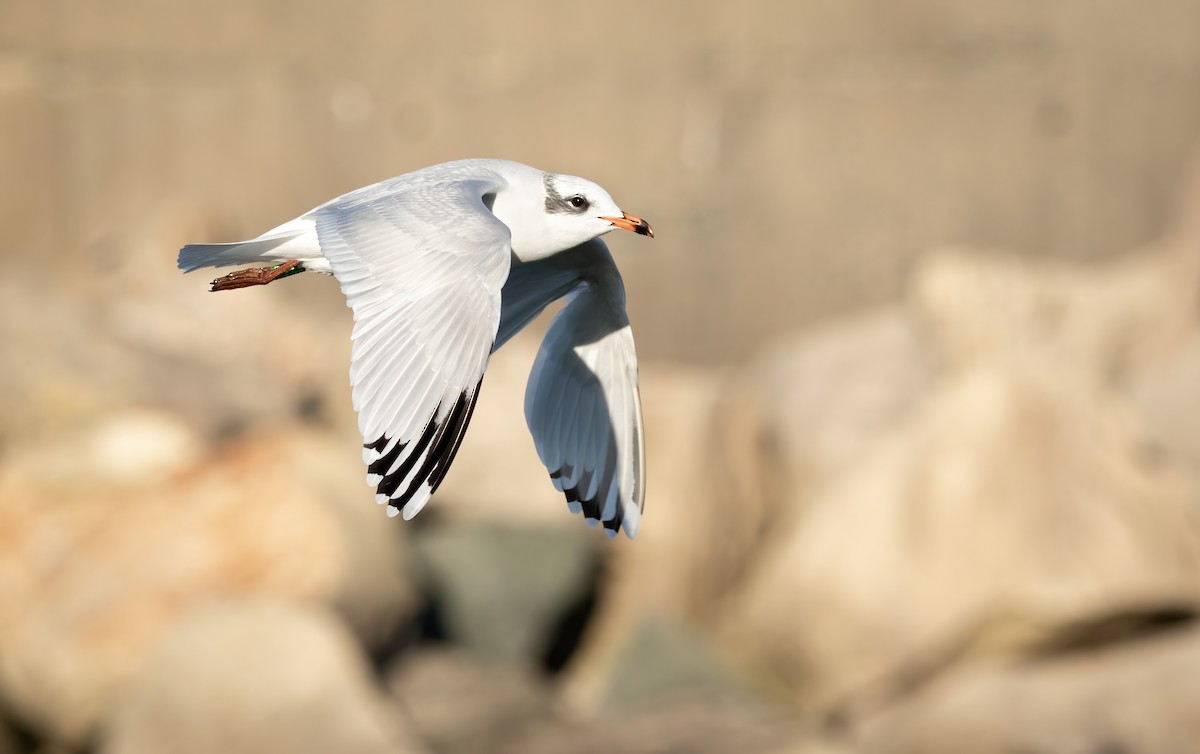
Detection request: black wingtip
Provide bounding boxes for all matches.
[363,379,484,518]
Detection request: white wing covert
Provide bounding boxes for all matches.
[313,177,511,519]
[523,275,646,538]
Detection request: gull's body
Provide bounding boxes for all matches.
[178,159,651,538]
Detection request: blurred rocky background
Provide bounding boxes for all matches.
[4,1,1200,752]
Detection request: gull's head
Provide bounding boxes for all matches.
[500,170,653,260]
[544,172,653,239]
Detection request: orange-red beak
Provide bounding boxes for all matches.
[601,211,654,238]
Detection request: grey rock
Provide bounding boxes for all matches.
[386,647,551,754]
[600,614,757,711]
[493,695,805,754]
[411,522,598,663]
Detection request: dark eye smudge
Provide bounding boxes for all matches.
[544,174,589,215]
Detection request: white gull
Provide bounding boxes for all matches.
[178,159,653,538]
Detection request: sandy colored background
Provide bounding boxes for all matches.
[4,2,1200,753]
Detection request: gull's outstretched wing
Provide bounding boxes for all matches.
[313,175,511,519]
[523,253,645,538]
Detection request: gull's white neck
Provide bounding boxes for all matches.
[487,162,584,262]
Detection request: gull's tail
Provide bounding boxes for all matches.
[177,220,319,272]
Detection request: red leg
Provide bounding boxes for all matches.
[210,260,304,292]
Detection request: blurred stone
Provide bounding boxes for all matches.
[273,429,418,651]
[404,354,773,717]
[0,427,416,744]
[0,278,134,438]
[386,647,551,754]
[560,317,931,713]
[599,614,756,711]
[0,256,352,444]
[411,522,597,663]
[4,410,202,488]
[557,366,747,710]
[723,362,1200,714]
[855,625,1200,754]
[492,695,804,754]
[0,722,17,754]
[739,306,937,517]
[912,247,1199,383]
[1132,331,1200,481]
[101,600,425,754]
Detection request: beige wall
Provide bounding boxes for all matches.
[3,0,1200,362]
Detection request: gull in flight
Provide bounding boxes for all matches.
[179,159,653,538]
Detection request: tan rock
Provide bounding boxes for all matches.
[0,424,415,743]
[1133,331,1200,479]
[723,362,1200,714]
[386,647,551,753]
[0,250,353,442]
[269,428,420,650]
[101,600,426,754]
[560,309,934,712]
[738,307,937,516]
[912,246,1199,382]
[492,694,806,754]
[3,410,203,488]
[855,625,1200,754]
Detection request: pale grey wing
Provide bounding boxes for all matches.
[524,281,646,538]
[313,179,511,519]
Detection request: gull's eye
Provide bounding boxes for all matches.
[568,195,588,210]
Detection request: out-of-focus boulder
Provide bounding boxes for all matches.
[596,614,757,711]
[101,600,425,754]
[556,366,742,710]
[0,205,357,444]
[272,428,419,650]
[560,312,934,712]
[402,354,767,711]
[385,643,813,754]
[734,306,937,520]
[410,522,597,663]
[913,246,1199,382]
[386,647,551,754]
[855,625,1200,754]
[1132,330,1200,481]
[0,722,17,754]
[4,409,203,487]
[0,421,416,744]
[491,694,806,754]
[723,362,1200,714]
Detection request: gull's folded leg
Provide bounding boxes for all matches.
[210,260,305,292]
